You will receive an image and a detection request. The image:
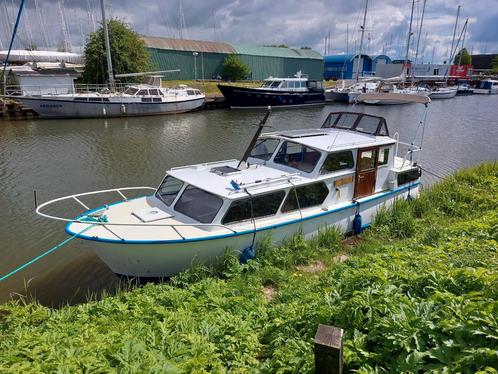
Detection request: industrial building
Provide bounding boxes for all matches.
[471,54,498,74]
[143,36,324,80]
[323,54,373,80]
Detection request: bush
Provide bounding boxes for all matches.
[222,54,250,81]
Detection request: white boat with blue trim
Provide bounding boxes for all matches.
[36,94,429,278]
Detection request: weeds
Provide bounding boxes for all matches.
[0,162,496,373]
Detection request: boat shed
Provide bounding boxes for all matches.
[371,55,391,73]
[323,54,373,80]
[143,36,324,80]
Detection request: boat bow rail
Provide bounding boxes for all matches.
[35,187,239,241]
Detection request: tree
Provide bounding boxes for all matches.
[222,54,250,81]
[82,19,151,84]
[492,56,498,73]
[453,48,472,65]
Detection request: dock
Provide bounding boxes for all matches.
[0,98,38,121]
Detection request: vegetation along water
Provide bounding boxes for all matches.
[0,162,496,372]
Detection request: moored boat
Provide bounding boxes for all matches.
[474,79,498,95]
[217,72,325,108]
[429,86,458,99]
[37,94,429,278]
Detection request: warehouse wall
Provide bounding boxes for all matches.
[148,48,323,81]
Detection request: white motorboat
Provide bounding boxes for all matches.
[474,79,498,95]
[37,95,429,278]
[429,86,458,99]
[7,82,206,118]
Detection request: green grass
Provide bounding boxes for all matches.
[0,162,497,373]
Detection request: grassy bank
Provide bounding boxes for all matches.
[0,163,497,373]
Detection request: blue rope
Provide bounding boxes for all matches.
[0,224,96,283]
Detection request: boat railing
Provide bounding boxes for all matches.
[4,83,131,97]
[170,159,238,171]
[35,187,239,240]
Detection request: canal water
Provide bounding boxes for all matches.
[1,95,497,306]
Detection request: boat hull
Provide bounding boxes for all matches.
[8,96,205,118]
[83,184,419,277]
[473,88,498,95]
[324,91,349,102]
[217,85,325,108]
[429,90,457,99]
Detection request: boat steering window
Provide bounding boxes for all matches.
[222,191,286,225]
[174,186,224,224]
[156,176,184,206]
[274,141,321,173]
[281,182,329,213]
[137,89,148,96]
[124,87,138,95]
[320,151,354,174]
[250,138,280,161]
[270,81,281,88]
[378,147,389,166]
[262,81,272,88]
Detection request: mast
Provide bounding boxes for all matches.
[355,0,368,82]
[458,18,469,66]
[448,5,461,64]
[414,0,427,65]
[403,0,415,81]
[2,0,25,95]
[100,0,115,90]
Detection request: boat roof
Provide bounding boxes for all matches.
[168,160,302,199]
[263,77,308,81]
[262,128,395,152]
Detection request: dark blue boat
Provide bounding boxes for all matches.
[218,74,325,108]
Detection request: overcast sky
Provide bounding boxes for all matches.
[1,0,497,64]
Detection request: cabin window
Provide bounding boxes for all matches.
[359,149,377,171]
[195,90,201,95]
[356,116,382,135]
[263,81,272,87]
[281,182,329,212]
[156,176,184,206]
[187,90,196,95]
[274,141,321,173]
[137,89,148,96]
[222,191,286,224]
[175,185,223,223]
[124,87,138,95]
[270,81,281,88]
[320,151,354,174]
[149,89,160,96]
[250,138,280,161]
[378,147,389,166]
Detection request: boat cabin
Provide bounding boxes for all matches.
[123,85,203,97]
[259,78,323,92]
[151,112,420,228]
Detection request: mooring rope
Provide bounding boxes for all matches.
[0,224,96,283]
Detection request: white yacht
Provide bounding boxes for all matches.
[9,82,205,118]
[37,94,428,278]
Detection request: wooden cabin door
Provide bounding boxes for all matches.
[354,147,379,199]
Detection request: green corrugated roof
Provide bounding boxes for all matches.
[231,44,322,60]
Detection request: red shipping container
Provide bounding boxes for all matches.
[450,64,473,77]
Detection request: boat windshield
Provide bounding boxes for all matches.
[156,175,184,206]
[123,87,139,95]
[174,185,224,223]
[262,81,273,88]
[270,81,282,88]
[274,141,321,173]
[250,138,280,160]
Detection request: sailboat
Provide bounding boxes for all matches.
[2,0,205,118]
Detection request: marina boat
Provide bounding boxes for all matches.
[217,72,325,108]
[456,83,474,96]
[429,86,458,99]
[37,94,429,278]
[6,82,206,118]
[474,79,498,95]
[360,85,430,105]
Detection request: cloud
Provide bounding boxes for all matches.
[0,0,496,63]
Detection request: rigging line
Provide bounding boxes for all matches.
[0,224,97,283]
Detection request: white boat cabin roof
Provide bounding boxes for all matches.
[167,112,395,200]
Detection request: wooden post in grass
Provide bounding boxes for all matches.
[314,324,344,374]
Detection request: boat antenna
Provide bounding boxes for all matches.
[355,0,368,82]
[100,0,115,91]
[237,106,272,169]
[2,0,25,95]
